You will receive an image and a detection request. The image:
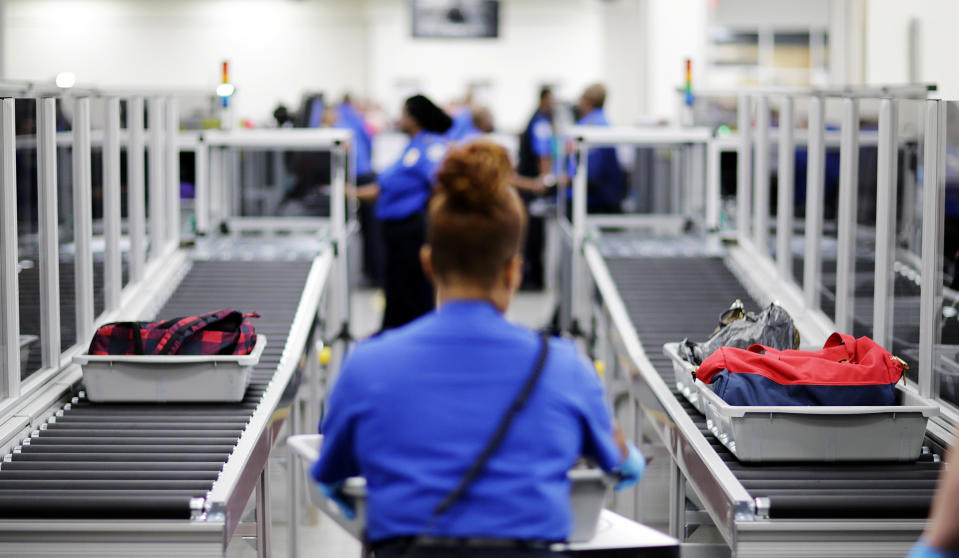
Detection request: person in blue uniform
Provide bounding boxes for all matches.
[446,106,493,144]
[907,434,959,558]
[516,86,557,290]
[354,94,452,330]
[314,141,645,557]
[571,83,625,214]
[335,95,384,286]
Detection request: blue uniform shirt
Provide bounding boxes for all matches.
[312,300,623,542]
[529,112,553,158]
[375,131,449,221]
[569,108,625,209]
[446,110,476,142]
[337,102,373,177]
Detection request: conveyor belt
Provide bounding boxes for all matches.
[0,260,312,519]
[605,256,942,521]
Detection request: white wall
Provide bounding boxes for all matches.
[645,0,707,121]
[4,0,367,122]
[364,0,606,131]
[864,0,959,99]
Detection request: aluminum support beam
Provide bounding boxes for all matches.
[36,98,60,369]
[705,140,721,231]
[71,97,94,341]
[165,97,179,248]
[0,97,18,396]
[753,95,770,253]
[776,97,795,279]
[195,137,210,234]
[103,97,122,312]
[803,96,826,311]
[256,463,271,558]
[737,94,753,242]
[127,96,146,281]
[918,99,946,399]
[835,98,860,334]
[148,97,166,256]
[873,99,899,348]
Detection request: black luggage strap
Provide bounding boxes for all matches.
[432,332,551,516]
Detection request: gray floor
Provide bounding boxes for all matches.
[227,288,559,557]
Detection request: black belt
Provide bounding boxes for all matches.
[372,536,554,552]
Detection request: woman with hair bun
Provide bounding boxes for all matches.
[355,94,453,330]
[315,141,646,557]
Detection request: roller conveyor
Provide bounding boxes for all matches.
[1,260,312,520]
[593,250,941,556]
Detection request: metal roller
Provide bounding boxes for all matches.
[605,255,943,522]
[0,260,312,521]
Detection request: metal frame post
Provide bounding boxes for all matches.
[148,96,166,256]
[37,97,61,369]
[165,96,180,248]
[776,96,795,279]
[103,97,122,312]
[690,142,706,223]
[72,97,94,341]
[256,462,271,558]
[668,460,686,540]
[737,94,753,242]
[705,140,721,230]
[753,95,770,253]
[570,139,589,333]
[330,141,350,333]
[918,99,946,399]
[803,95,826,310]
[0,97,19,396]
[128,96,147,281]
[195,138,210,234]
[835,97,860,333]
[873,98,899,348]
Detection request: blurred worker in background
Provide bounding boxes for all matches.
[446,105,494,144]
[572,83,625,214]
[314,141,644,557]
[516,86,557,290]
[354,94,452,330]
[337,94,384,286]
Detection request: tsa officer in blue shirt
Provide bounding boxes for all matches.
[517,86,557,290]
[572,83,625,214]
[315,142,645,557]
[354,94,452,330]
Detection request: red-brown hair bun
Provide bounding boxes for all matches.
[427,141,527,288]
[435,142,513,213]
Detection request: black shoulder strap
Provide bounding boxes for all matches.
[432,333,551,516]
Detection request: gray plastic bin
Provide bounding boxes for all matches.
[75,335,266,402]
[695,381,939,462]
[663,343,706,414]
[287,434,613,543]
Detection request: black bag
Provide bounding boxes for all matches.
[678,300,799,366]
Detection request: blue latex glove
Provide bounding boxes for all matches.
[613,442,646,491]
[907,540,959,558]
[320,481,356,520]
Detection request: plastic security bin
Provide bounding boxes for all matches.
[287,434,613,543]
[75,335,266,403]
[696,381,939,462]
[663,343,707,414]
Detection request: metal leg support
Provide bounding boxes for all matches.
[257,462,271,558]
[288,401,300,558]
[669,460,686,541]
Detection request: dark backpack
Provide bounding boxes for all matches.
[88,309,259,356]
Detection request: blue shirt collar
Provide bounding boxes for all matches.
[579,108,607,125]
[437,299,503,318]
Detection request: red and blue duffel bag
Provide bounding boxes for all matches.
[88,309,260,356]
[695,333,906,406]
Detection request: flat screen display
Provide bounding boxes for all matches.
[412,0,500,39]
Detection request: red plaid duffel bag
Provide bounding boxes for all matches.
[88,309,260,356]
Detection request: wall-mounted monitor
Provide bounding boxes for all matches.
[412,0,500,39]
